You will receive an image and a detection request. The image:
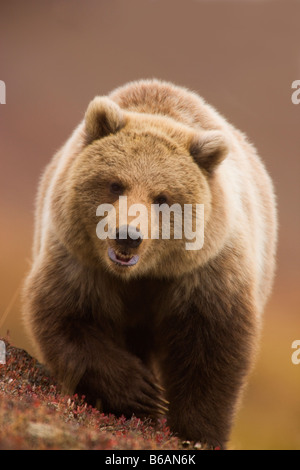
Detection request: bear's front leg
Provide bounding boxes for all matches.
[23,266,167,419]
[158,292,257,449]
[31,315,168,419]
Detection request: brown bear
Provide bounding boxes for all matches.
[22,79,277,448]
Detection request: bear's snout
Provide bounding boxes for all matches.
[115,225,143,250]
[107,225,143,269]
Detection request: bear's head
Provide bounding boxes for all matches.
[53,97,231,279]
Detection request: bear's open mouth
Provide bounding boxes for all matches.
[108,247,139,267]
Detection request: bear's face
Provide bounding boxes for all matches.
[63,97,230,279]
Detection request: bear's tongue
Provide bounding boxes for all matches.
[108,247,139,267]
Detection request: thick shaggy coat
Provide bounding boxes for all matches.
[23,80,277,448]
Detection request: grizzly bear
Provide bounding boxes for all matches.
[22,79,277,448]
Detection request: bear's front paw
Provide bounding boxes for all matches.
[102,359,169,420]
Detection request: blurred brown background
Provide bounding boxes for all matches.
[1,0,300,449]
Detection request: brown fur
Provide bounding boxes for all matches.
[22,79,277,448]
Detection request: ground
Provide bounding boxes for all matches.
[0,338,219,450]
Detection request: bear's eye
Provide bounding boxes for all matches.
[110,182,124,195]
[153,194,169,205]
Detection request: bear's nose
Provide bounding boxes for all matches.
[115,225,143,249]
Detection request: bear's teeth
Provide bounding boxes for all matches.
[108,247,139,267]
[116,252,132,261]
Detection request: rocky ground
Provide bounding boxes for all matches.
[0,338,217,450]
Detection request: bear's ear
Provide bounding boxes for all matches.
[84,97,126,144]
[189,130,230,173]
